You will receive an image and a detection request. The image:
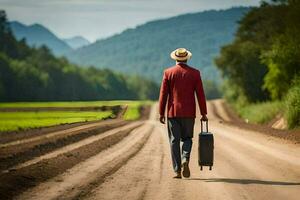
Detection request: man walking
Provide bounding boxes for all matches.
[159,48,208,178]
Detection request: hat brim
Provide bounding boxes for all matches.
[170,50,192,61]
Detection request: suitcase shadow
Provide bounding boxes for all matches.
[185,178,300,185]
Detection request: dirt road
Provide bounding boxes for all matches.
[1,100,300,200]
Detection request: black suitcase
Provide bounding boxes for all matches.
[198,120,214,170]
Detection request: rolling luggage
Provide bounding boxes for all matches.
[198,120,214,170]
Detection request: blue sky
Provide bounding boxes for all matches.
[0,0,261,42]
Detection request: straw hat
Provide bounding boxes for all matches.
[170,48,192,61]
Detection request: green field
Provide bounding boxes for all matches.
[0,101,152,132]
[0,101,149,108]
[0,111,113,132]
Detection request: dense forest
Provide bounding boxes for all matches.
[66,7,249,85]
[215,0,300,128]
[0,11,159,101]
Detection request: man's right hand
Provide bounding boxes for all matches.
[201,115,208,121]
[159,116,166,124]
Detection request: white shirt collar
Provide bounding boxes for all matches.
[176,61,187,65]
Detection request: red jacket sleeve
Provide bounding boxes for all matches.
[195,71,207,115]
[159,71,169,116]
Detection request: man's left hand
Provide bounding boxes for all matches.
[159,116,166,124]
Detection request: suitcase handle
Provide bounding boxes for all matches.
[200,120,209,133]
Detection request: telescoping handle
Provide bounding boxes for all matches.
[200,120,209,134]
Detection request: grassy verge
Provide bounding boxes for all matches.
[234,101,283,124]
[0,111,113,132]
[227,76,299,129]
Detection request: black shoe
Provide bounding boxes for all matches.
[173,171,182,179]
[182,161,190,178]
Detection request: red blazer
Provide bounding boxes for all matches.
[159,63,207,118]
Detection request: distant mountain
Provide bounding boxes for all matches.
[64,36,90,49]
[9,21,71,56]
[66,7,250,83]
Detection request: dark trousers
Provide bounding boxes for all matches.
[167,118,195,172]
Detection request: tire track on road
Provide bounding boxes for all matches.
[211,122,300,167]
[84,125,163,200]
[0,120,129,171]
[0,119,127,149]
[211,129,300,200]
[2,122,142,173]
[15,123,154,200]
[0,122,142,199]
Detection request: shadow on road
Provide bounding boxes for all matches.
[185,178,300,185]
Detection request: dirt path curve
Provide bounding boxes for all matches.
[15,101,300,200]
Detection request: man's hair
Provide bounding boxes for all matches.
[176,60,187,63]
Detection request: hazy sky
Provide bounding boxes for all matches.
[0,0,261,42]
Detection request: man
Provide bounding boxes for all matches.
[159,48,208,179]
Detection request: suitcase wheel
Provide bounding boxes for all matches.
[209,166,212,170]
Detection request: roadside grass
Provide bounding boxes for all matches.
[0,111,113,132]
[235,101,283,124]
[285,78,300,129]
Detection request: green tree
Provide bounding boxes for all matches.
[0,53,13,101]
[215,41,268,102]
[215,0,298,103]
[261,1,300,99]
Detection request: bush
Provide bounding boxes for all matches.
[285,76,300,129]
[235,101,282,124]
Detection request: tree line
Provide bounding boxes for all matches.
[0,11,159,102]
[215,0,300,128]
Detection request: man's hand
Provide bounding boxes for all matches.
[159,115,166,124]
[201,115,208,121]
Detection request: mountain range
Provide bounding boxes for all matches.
[66,7,250,83]
[63,36,90,49]
[9,7,250,83]
[9,21,89,55]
